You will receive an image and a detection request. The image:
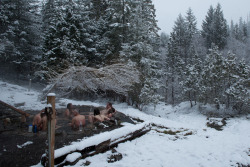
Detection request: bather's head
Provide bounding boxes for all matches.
[94,108,100,116]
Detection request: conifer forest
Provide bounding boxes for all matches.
[0,0,249,114]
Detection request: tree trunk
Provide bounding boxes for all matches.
[171,77,175,105]
[189,91,193,108]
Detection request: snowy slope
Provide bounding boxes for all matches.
[0,80,249,167]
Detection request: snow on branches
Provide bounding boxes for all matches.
[43,64,141,99]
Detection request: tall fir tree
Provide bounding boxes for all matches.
[225,59,249,113]
[171,14,188,63]
[181,47,202,107]
[213,3,228,49]
[201,5,214,50]
[199,45,225,108]
[201,3,228,50]
[165,32,184,105]
[185,8,198,64]
[42,0,98,75]
[120,0,161,109]
[0,0,42,75]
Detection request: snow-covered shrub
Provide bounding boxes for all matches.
[42,64,140,101]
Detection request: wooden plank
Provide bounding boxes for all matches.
[0,100,30,117]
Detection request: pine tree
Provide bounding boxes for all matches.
[213,3,228,49]
[225,59,249,113]
[172,14,188,63]
[201,3,228,50]
[165,33,184,105]
[165,9,198,105]
[120,0,162,108]
[99,0,128,64]
[185,8,197,39]
[0,0,42,75]
[43,0,98,74]
[185,8,198,64]
[181,47,202,107]
[201,5,215,50]
[223,52,238,108]
[199,45,225,108]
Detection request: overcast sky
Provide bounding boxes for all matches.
[152,0,250,34]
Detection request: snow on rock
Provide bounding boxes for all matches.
[17,141,33,149]
[65,152,81,163]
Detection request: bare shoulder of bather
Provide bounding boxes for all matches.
[100,114,110,121]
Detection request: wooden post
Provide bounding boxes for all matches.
[47,93,56,167]
[28,79,32,91]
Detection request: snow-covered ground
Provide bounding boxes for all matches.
[0,80,249,167]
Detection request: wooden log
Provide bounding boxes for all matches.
[0,100,30,117]
[41,124,150,167]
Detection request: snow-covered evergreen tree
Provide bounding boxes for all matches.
[201,3,228,50]
[201,5,214,50]
[199,45,225,108]
[97,0,128,64]
[185,8,198,64]
[223,52,238,108]
[181,47,202,107]
[185,8,197,40]
[42,0,97,75]
[120,0,162,109]
[165,33,184,105]
[0,0,42,75]
[225,59,249,113]
[171,14,188,63]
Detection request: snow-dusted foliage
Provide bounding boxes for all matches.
[181,46,250,113]
[1,0,249,114]
[165,32,184,105]
[201,3,228,50]
[43,64,140,99]
[0,0,42,76]
[119,0,162,109]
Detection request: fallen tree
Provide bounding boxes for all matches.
[40,122,150,166]
[42,63,141,100]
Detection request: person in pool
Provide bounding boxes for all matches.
[88,108,110,124]
[70,110,86,130]
[32,109,47,131]
[64,103,77,118]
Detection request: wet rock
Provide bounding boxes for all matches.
[111,148,117,153]
[14,102,25,107]
[83,160,91,166]
[107,153,123,163]
[113,112,134,124]
[206,117,227,131]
